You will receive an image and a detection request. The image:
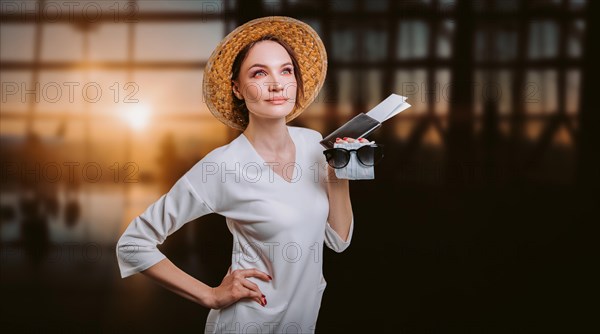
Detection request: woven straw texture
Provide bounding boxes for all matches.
[203,16,328,131]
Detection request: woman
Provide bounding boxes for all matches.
[116,16,365,333]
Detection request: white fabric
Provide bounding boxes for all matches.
[332,141,376,180]
[116,126,354,333]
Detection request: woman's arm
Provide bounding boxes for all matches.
[116,174,270,309]
[141,258,216,308]
[326,165,353,242]
[141,257,271,309]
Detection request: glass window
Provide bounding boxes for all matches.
[336,69,355,115]
[84,70,130,114]
[332,27,356,61]
[41,23,84,61]
[439,0,456,11]
[437,20,454,58]
[394,69,427,114]
[365,70,383,109]
[363,28,387,62]
[566,70,580,115]
[137,0,221,12]
[474,30,488,62]
[1,71,32,113]
[473,70,512,116]
[332,0,357,12]
[435,69,451,116]
[0,24,36,61]
[493,0,519,11]
[262,0,283,13]
[0,119,26,137]
[88,24,128,61]
[398,0,432,9]
[36,70,86,113]
[365,0,388,11]
[567,20,585,58]
[287,0,320,11]
[497,70,513,116]
[495,28,518,61]
[528,20,559,59]
[226,0,237,10]
[397,20,429,59]
[529,0,563,9]
[135,22,224,61]
[133,70,205,114]
[569,0,587,10]
[302,18,322,37]
[525,70,558,115]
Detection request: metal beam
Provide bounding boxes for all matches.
[0,59,583,71]
[0,111,576,122]
[0,9,585,24]
[0,61,207,71]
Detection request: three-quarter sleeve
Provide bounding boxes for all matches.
[311,129,355,253]
[115,174,214,278]
[324,217,354,253]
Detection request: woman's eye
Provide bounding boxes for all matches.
[253,70,266,78]
[282,68,293,75]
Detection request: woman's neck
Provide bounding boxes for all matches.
[243,117,292,153]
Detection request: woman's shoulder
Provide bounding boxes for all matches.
[288,125,324,141]
[185,135,248,175]
[289,126,326,162]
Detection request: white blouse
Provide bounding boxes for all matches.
[116,126,354,333]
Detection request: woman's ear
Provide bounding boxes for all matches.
[232,80,243,100]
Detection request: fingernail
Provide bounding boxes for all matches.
[343,137,348,140]
[268,275,273,280]
[263,297,267,306]
[262,294,265,298]
[358,137,363,140]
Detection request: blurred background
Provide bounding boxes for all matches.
[1,0,598,333]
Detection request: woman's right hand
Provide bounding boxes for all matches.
[209,268,272,309]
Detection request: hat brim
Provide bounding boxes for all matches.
[203,16,328,131]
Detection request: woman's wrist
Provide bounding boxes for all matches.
[326,165,349,185]
[194,282,217,308]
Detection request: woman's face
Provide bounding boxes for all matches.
[232,40,298,122]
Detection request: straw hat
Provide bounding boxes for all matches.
[203,16,328,131]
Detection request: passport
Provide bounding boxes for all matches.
[320,94,411,149]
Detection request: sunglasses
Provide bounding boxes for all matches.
[323,144,384,169]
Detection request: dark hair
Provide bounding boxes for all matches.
[231,34,305,129]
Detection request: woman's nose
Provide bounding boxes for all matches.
[268,82,283,92]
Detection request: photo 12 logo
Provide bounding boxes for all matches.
[0,1,139,23]
[1,82,140,104]
[1,161,141,184]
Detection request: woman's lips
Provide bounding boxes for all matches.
[266,98,288,105]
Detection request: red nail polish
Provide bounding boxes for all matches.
[343,137,348,140]
[358,137,363,140]
[263,297,267,306]
[268,275,272,280]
